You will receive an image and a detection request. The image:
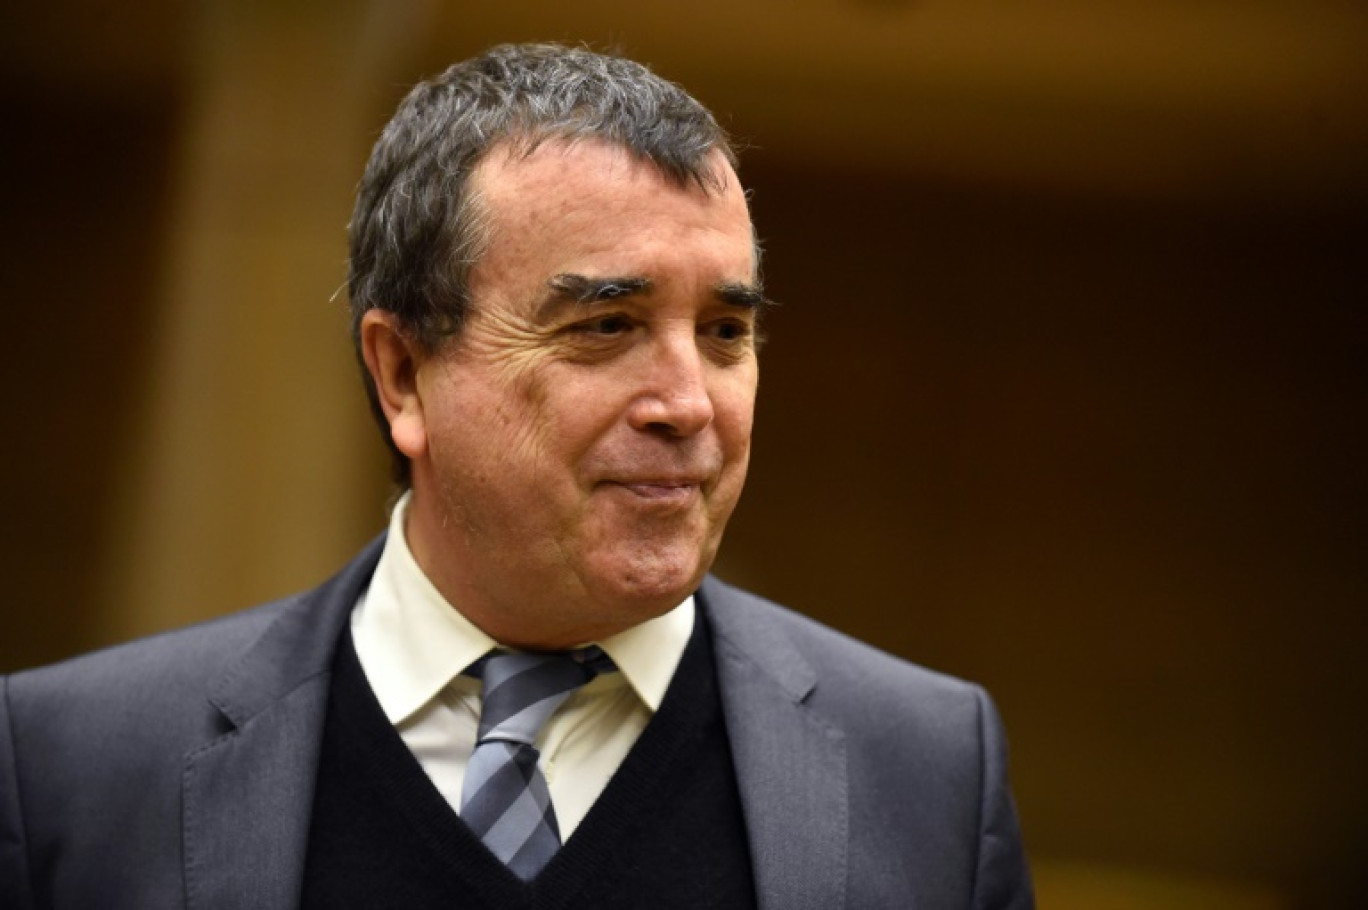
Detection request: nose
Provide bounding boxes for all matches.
[626,332,715,437]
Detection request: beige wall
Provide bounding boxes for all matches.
[2,2,1364,906]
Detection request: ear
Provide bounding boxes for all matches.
[360,309,428,460]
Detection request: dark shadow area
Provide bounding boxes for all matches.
[0,89,179,670]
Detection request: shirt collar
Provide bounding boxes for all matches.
[351,492,694,725]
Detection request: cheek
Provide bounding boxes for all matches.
[714,374,758,453]
[541,367,637,446]
[457,358,559,468]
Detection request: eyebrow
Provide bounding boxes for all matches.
[714,281,771,310]
[547,274,653,304]
[542,273,772,316]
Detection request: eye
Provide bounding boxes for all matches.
[573,314,632,335]
[704,319,751,342]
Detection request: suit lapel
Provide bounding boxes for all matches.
[702,578,848,910]
[182,537,384,910]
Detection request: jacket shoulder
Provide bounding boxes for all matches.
[6,533,384,717]
[701,574,985,709]
[1,597,310,779]
[7,597,296,704]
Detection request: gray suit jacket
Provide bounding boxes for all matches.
[0,537,1032,909]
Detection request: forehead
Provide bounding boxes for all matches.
[467,138,754,287]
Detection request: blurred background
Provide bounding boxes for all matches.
[1,1,1364,906]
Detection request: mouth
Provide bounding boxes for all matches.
[601,478,705,504]
[622,481,695,497]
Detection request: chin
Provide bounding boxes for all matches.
[588,542,713,611]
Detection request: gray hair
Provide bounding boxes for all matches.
[347,43,740,484]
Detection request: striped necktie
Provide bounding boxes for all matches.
[460,647,614,879]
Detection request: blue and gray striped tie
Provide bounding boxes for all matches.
[460,648,614,879]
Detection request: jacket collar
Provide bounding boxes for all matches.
[701,576,849,910]
[183,536,384,910]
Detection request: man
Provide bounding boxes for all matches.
[0,44,1032,908]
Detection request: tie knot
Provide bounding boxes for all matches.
[470,647,615,746]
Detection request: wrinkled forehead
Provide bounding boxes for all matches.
[462,138,758,304]
[470,137,754,264]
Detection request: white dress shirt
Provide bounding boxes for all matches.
[350,493,694,838]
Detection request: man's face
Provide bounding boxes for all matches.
[399,139,760,648]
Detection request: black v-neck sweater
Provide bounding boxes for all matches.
[300,612,758,909]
